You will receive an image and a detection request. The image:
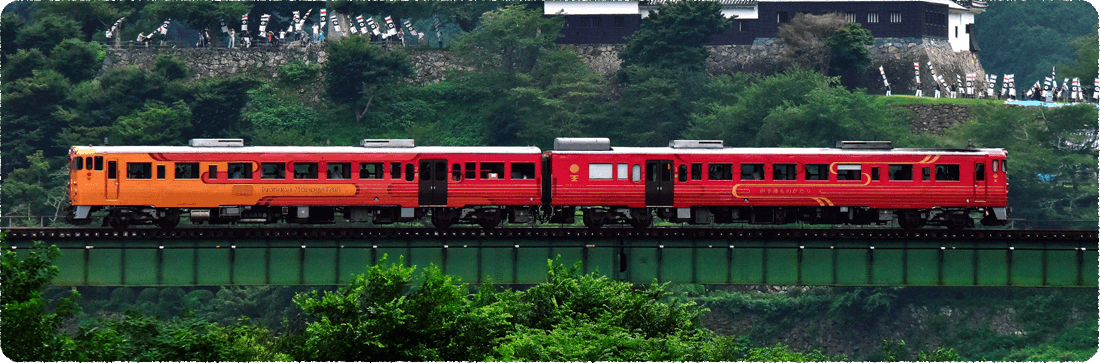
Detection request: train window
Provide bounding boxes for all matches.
[678,164,687,182]
[836,164,860,181]
[922,167,930,181]
[1001,159,1006,172]
[391,162,402,180]
[294,163,318,179]
[632,164,641,182]
[589,163,613,180]
[481,163,504,179]
[107,161,117,179]
[617,164,628,180]
[740,164,764,181]
[773,164,796,181]
[127,162,152,179]
[975,163,985,181]
[261,163,286,179]
[512,163,536,179]
[157,165,165,179]
[991,159,999,172]
[420,161,433,181]
[888,165,912,181]
[453,163,462,181]
[209,165,217,179]
[86,157,93,171]
[709,164,733,180]
[405,164,415,181]
[435,161,446,182]
[74,157,84,170]
[360,163,383,179]
[327,163,351,179]
[229,163,252,179]
[691,163,702,180]
[805,164,828,181]
[466,162,476,180]
[176,163,200,179]
[94,156,104,171]
[871,167,880,181]
[647,163,658,182]
[934,164,960,181]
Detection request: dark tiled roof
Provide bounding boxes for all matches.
[642,0,758,8]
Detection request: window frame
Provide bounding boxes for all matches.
[127,162,152,180]
[175,163,200,179]
[293,162,319,180]
[228,162,252,179]
[888,164,913,181]
[261,162,286,179]
[836,164,861,181]
[359,162,384,180]
[772,164,796,181]
[589,163,613,180]
[739,163,764,181]
[804,164,829,181]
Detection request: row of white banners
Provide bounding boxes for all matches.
[236,10,423,39]
[882,63,1099,102]
[106,9,428,42]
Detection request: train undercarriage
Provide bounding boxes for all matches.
[566,205,1007,230]
[69,204,1006,231]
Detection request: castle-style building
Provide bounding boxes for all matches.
[545,0,986,53]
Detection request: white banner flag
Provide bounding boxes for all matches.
[259,14,270,33]
[367,17,382,36]
[320,9,328,29]
[356,15,368,35]
[965,73,975,95]
[384,16,398,37]
[241,14,248,31]
[403,19,419,37]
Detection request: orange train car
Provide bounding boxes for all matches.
[545,139,1008,229]
[68,139,542,229]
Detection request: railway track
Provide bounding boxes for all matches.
[4,227,1096,242]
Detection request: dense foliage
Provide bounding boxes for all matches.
[976,1,1098,86]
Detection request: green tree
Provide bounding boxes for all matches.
[167,75,261,139]
[825,22,874,80]
[49,39,103,83]
[140,2,251,40]
[2,48,48,82]
[1,12,26,60]
[977,1,1097,85]
[15,15,82,54]
[110,100,193,146]
[1059,34,1098,82]
[618,0,731,72]
[33,1,134,42]
[0,237,82,361]
[775,13,849,75]
[609,66,706,146]
[153,54,191,81]
[1,69,71,174]
[323,36,413,122]
[291,256,513,361]
[242,83,319,145]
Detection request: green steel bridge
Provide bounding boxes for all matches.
[4,227,1097,288]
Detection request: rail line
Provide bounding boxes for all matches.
[4,227,1096,242]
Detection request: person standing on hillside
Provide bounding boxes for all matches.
[229,28,236,48]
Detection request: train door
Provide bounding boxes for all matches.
[973,161,987,201]
[418,159,448,206]
[645,160,674,206]
[106,159,119,200]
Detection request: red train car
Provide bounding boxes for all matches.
[67,139,542,229]
[546,138,1008,229]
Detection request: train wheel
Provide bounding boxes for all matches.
[107,214,130,230]
[897,210,923,230]
[431,208,456,229]
[628,208,652,229]
[582,210,604,229]
[945,214,970,230]
[155,209,180,230]
[478,212,501,230]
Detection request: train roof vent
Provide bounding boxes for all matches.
[554,137,611,151]
[836,140,893,149]
[361,139,415,148]
[670,140,724,149]
[189,138,244,147]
